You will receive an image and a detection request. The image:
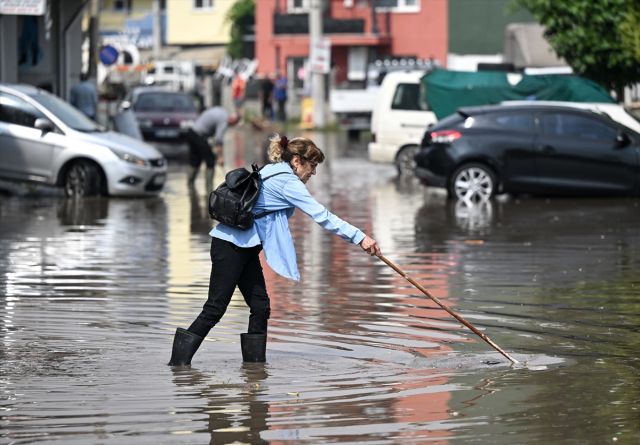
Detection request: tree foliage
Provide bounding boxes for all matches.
[225,0,255,60]
[620,2,640,63]
[510,0,640,97]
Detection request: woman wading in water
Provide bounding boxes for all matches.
[169,135,381,365]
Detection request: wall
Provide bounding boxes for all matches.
[166,0,233,45]
[0,15,19,83]
[448,0,535,55]
[256,0,448,77]
[0,0,85,99]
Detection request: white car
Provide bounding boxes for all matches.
[368,70,438,174]
[0,83,167,197]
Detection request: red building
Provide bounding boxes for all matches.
[255,0,447,88]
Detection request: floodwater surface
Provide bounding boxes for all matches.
[1,131,639,444]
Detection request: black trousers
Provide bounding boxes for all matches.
[277,100,286,122]
[188,238,270,337]
[187,128,217,169]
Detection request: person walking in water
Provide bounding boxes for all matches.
[274,71,288,122]
[187,106,239,194]
[168,134,381,366]
[231,70,246,122]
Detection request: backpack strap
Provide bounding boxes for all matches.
[254,171,291,220]
[261,171,289,181]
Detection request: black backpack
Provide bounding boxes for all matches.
[208,163,289,231]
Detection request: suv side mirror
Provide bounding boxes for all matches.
[34,118,54,132]
[616,130,630,148]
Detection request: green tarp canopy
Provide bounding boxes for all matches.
[420,70,615,120]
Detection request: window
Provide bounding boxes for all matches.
[288,0,310,13]
[113,0,130,10]
[134,93,197,113]
[193,0,214,10]
[0,93,45,128]
[374,0,419,13]
[30,93,100,132]
[495,114,535,132]
[391,83,428,111]
[540,113,617,140]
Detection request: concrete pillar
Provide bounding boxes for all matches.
[152,0,161,60]
[0,15,19,83]
[309,0,325,128]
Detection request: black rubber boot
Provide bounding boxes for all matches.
[168,328,204,366]
[240,333,267,362]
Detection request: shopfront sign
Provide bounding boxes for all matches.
[0,0,47,15]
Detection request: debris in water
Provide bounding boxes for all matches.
[526,365,548,371]
[464,240,484,244]
[483,361,501,365]
[286,392,299,396]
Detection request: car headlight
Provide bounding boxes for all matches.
[180,119,194,129]
[109,147,148,167]
[138,119,153,128]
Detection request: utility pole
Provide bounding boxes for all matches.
[88,0,100,78]
[309,0,325,128]
[152,0,162,60]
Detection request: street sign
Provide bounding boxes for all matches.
[99,46,120,66]
[309,38,331,74]
[0,0,46,15]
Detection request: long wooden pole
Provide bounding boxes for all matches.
[377,254,519,364]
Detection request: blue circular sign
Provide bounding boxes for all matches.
[99,45,119,66]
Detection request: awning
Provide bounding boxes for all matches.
[504,23,567,69]
[173,46,227,67]
[139,45,227,68]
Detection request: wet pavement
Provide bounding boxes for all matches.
[1,129,639,444]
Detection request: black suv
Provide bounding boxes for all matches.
[414,104,640,201]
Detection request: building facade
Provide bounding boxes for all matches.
[166,0,233,46]
[0,0,86,100]
[255,0,447,86]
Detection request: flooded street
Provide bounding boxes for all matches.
[1,130,639,444]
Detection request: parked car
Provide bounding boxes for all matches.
[0,83,167,197]
[415,103,640,202]
[121,87,199,142]
[368,70,438,174]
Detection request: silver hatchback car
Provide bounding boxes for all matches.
[0,83,167,197]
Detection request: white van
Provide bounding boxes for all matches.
[368,70,437,174]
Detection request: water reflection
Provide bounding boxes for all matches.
[172,363,269,444]
[0,128,638,444]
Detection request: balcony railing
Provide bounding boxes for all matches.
[274,14,365,35]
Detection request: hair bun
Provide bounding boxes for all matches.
[280,135,289,149]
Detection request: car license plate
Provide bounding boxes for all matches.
[152,173,166,185]
[155,129,179,138]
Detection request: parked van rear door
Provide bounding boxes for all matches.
[380,81,435,155]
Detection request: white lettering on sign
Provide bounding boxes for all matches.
[309,38,331,74]
[0,0,47,15]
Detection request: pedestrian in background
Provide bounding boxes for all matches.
[168,134,382,366]
[231,70,246,123]
[274,71,288,122]
[70,72,98,120]
[259,75,274,120]
[187,106,240,194]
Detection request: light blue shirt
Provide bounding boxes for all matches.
[210,162,366,281]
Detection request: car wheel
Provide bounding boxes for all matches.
[396,145,419,175]
[449,163,497,203]
[64,160,100,198]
